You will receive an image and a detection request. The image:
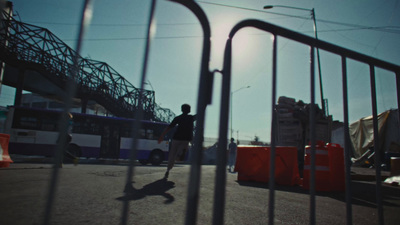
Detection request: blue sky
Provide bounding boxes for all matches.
[1,0,399,142]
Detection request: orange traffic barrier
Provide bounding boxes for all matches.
[327,143,345,191]
[303,141,330,191]
[235,146,300,186]
[235,146,269,183]
[0,133,13,168]
[303,141,345,191]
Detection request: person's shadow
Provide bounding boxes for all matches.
[117,179,175,204]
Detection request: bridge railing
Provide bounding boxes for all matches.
[0,9,174,123]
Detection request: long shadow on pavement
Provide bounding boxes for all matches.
[116,178,176,204]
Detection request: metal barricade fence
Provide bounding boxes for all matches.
[36,0,400,225]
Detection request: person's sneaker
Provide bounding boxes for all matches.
[164,170,169,179]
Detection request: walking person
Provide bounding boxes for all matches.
[57,112,78,168]
[158,104,196,179]
[228,138,237,173]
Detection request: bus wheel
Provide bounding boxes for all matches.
[139,159,148,165]
[150,150,164,166]
[67,144,82,158]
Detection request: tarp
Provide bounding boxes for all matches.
[349,109,399,158]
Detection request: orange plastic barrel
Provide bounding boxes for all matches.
[303,141,331,191]
[327,143,345,191]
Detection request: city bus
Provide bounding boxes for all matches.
[4,106,172,165]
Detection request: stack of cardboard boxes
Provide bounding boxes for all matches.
[275,96,303,147]
[275,96,332,175]
[275,96,332,146]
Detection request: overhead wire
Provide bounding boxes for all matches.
[366,0,399,111]
[22,21,200,27]
[62,35,203,42]
[321,23,377,49]
[58,26,400,42]
[22,1,400,43]
[197,1,400,33]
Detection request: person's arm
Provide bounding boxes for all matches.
[159,116,178,143]
[158,126,171,144]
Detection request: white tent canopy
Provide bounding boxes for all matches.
[349,109,400,158]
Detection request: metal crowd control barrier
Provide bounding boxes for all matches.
[220,19,400,225]
[42,0,400,225]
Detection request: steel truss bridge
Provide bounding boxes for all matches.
[0,9,175,123]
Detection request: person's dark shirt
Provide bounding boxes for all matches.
[168,114,195,141]
[229,142,237,154]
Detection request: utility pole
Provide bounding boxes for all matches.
[264,5,326,116]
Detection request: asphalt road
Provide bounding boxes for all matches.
[0,162,399,225]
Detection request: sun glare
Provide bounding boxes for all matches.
[210,21,231,69]
[232,29,252,56]
[210,21,258,69]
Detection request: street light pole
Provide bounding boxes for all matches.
[230,86,250,141]
[264,5,326,116]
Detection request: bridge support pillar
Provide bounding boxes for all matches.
[14,68,25,106]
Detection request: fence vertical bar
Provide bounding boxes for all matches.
[268,34,278,225]
[309,46,316,225]
[213,39,232,225]
[121,0,157,224]
[369,64,384,225]
[43,1,93,224]
[163,1,212,224]
[341,56,353,225]
[396,72,400,124]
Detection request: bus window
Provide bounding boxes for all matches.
[41,117,57,131]
[139,129,146,139]
[120,123,131,137]
[15,115,39,130]
[41,112,58,131]
[32,102,47,109]
[120,124,127,137]
[49,101,65,109]
[147,129,154,140]
[90,118,101,134]
[72,116,101,135]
